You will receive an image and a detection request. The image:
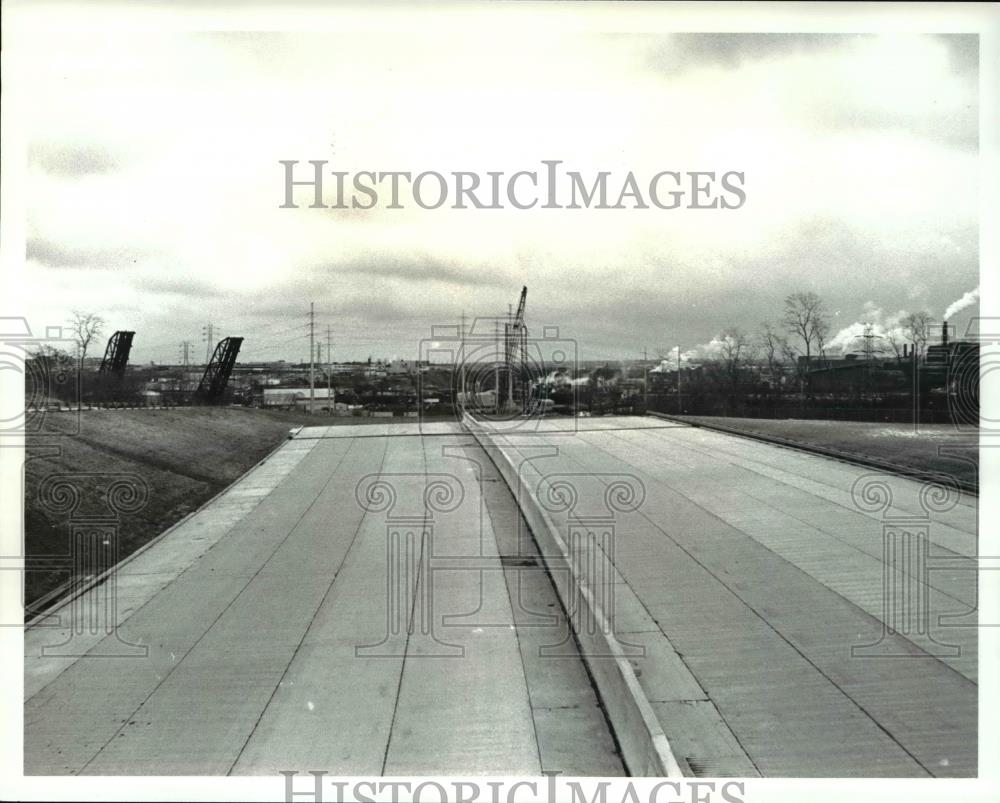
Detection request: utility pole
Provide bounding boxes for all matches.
[309,302,315,414]
[677,345,682,414]
[459,310,467,411]
[507,304,514,411]
[326,325,333,417]
[201,323,215,364]
[862,323,879,406]
[642,347,648,412]
[494,318,500,414]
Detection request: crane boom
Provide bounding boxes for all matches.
[514,285,526,322]
[501,286,528,411]
[504,286,527,365]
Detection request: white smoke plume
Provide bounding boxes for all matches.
[827,321,872,353]
[943,287,980,321]
[828,322,901,355]
[827,301,909,355]
[681,338,726,364]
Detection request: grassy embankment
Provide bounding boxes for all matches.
[23,407,429,610]
[672,415,978,490]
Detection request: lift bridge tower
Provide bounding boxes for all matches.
[98,331,135,377]
[195,336,243,404]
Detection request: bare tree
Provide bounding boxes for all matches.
[900,311,933,360]
[782,291,829,369]
[33,343,73,363]
[782,291,831,396]
[758,323,787,397]
[815,316,831,368]
[720,325,754,358]
[779,329,808,394]
[67,310,105,366]
[882,328,907,364]
[718,327,756,407]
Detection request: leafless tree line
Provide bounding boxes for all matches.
[705,293,935,398]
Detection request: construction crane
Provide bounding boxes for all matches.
[98,331,135,377]
[503,286,528,412]
[195,336,243,404]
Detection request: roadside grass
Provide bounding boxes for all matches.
[671,415,978,490]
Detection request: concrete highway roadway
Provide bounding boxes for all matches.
[24,422,622,776]
[24,416,977,776]
[474,416,977,777]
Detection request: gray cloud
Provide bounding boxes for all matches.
[17,28,981,365]
[645,33,861,75]
[135,275,226,298]
[340,253,510,289]
[522,216,978,358]
[814,101,978,151]
[935,34,978,74]
[643,33,977,150]
[29,143,120,177]
[99,210,978,362]
[214,261,471,324]
[26,237,144,269]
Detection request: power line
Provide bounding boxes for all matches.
[256,321,312,338]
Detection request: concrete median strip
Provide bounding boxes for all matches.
[463,414,684,778]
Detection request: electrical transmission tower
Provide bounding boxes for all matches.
[860,323,878,401]
[201,323,216,364]
[179,341,192,367]
[862,323,876,363]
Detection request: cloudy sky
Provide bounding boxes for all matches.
[14,19,981,363]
